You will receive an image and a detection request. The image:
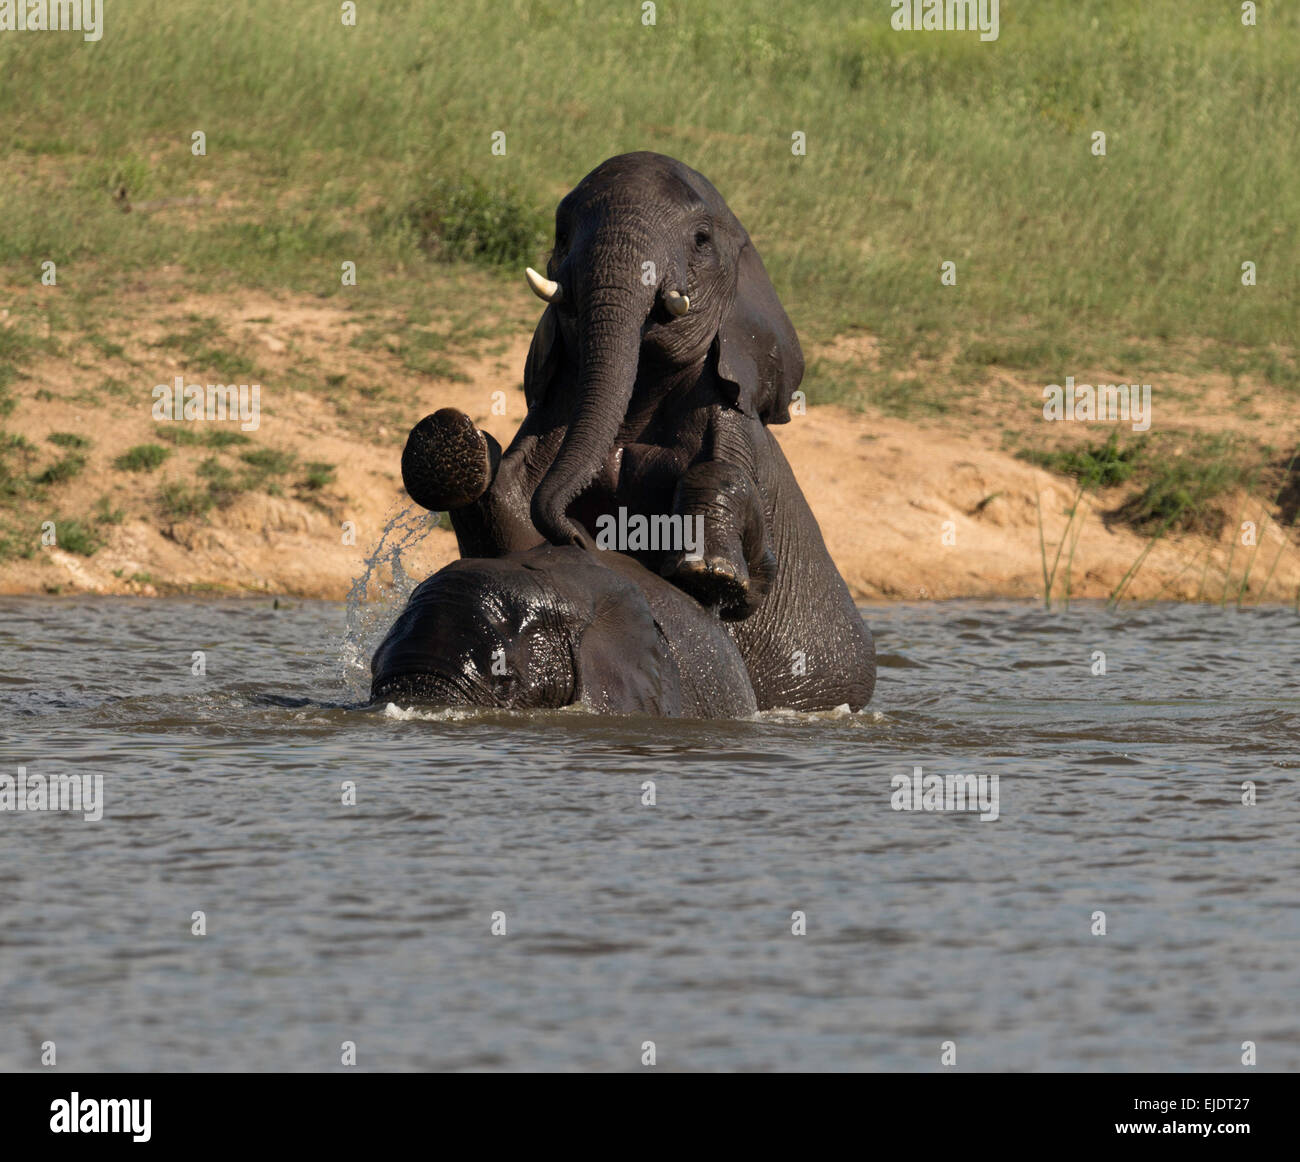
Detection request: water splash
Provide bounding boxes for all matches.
[381,701,477,722]
[336,505,441,698]
[754,705,888,726]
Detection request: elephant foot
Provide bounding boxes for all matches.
[660,459,775,620]
[401,408,498,511]
[664,551,755,618]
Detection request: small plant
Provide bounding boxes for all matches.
[0,529,36,561]
[301,461,336,490]
[0,368,18,417]
[155,425,204,446]
[48,431,91,449]
[0,434,37,500]
[1018,431,1142,491]
[53,518,101,556]
[95,376,135,400]
[33,453,87,486]
[156,425,249,448]
[115,444,172,472]
[240,448,296,475]
[1114,434,1256,535]
[197,456,244,504]
[205,430,251,448]
[93,495,125,525]
[87,333,127,360]
[153,316,257,379]
[403,176,549,267]
[158,480,214,520]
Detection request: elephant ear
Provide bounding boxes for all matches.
[563,559,681,716]
[712,242,804,425]
[523,304,565,410]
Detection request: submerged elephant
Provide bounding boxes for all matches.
[403,152,875,712]
[370,543,757,718]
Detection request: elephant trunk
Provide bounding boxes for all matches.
[532,279,651,545]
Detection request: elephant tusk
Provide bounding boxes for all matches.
[664,289,690,317]
[525,267,562,303]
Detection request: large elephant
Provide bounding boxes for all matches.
[403,152,875,712]
[370,543,757,718]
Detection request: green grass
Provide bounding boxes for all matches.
[0,0,1296,584]
[0,0,1294,384]
[93,496,125,525]
[152,316,258,380]
[1021,430,1275,535]
[155,426,252,448]
[52,519,101,556]
[32,453,86,486]
[114,444,172,472]
[1115,434,1261,535]
[803,359,958,418]
[301,461,336,491]
[157,480,214,520]
[48,431,91,449]
[0,434,37,502]
[399,176,549,267]
[1019,431,1142,491]
[240,448,296,475]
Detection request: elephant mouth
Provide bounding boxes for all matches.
[370,669,478,706]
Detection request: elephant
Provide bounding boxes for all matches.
[402,151,875,712]
[370,543,758,719]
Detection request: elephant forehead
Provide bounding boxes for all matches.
[418,559,548,610]
[570,153,710,213]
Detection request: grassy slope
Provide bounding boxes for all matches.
[0,0,1297,584]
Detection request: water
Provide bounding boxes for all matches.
[1,596,1296,1072]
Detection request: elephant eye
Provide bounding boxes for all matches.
[694,228,711,249]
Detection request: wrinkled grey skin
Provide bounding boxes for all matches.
[370,544,757,719]
[401,152,875,712]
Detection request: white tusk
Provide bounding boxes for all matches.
[525,267,562,303]
[664,289,690,317]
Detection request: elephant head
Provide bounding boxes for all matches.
[370,548,681,713]
[523,151,804,548]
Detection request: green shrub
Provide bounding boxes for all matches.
[48,431,91,449]
[33,453,86,485]
[403,177,549,267]
[115,443,171,472]
[54,518,101,555]
[301,461,336,490]
[158,480,213,519]
[1019,431,1144,491]
[240,447,296,475]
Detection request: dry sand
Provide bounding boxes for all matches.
[3,283,1297,605]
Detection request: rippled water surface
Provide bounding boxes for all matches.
[1,597,1296,1071]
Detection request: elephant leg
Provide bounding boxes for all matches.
[661,458,775,619]
[400,408,545,559]
[659,407,774,619]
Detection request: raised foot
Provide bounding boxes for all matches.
[401,408,496,511]
[663,552,755,620]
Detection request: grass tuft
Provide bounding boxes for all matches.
[114,444,172,472]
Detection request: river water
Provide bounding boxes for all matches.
[1,596,1296,1071]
